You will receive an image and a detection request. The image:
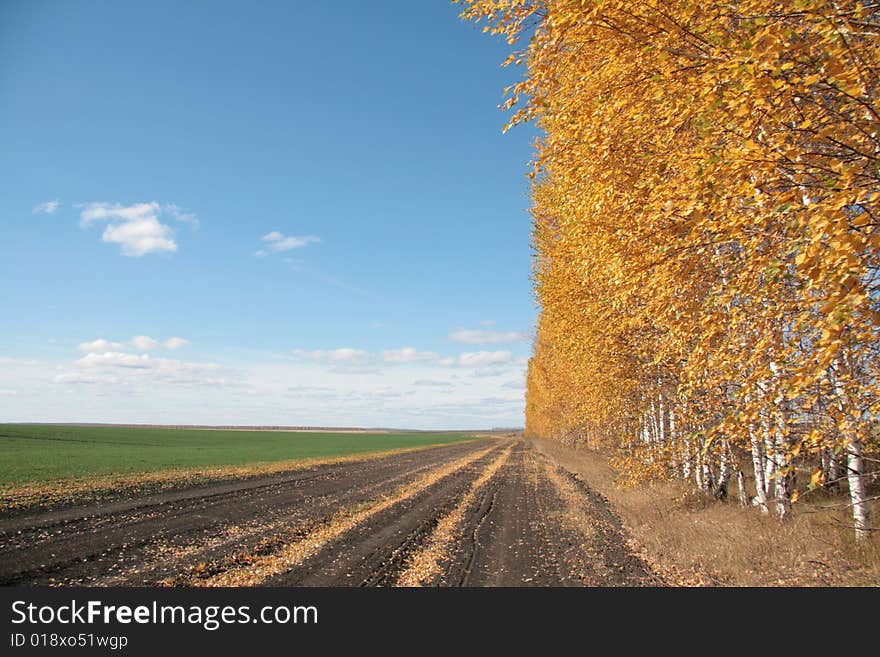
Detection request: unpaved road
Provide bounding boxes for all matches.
[0,438,660,587]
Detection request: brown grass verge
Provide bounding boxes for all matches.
[530,436,880,586]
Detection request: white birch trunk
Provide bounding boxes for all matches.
[764,430,776,498]
[749,425,769,514]
[737,470,748,507]
[773,426,790,521]
[769,362,790,521]
[657,387,666,446]
[703,461,715,494]
[683,441,692,482]
[695,446,704,491]
[831,358,871,541]
[846,437,870,541]
[716,441,731,501]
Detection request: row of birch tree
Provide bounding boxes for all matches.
[460,0,880,539]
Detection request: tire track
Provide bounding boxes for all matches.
[0,437,663,587]
[275,447,511,587]
[195,444,500,587]
[396,447,512,586]
[540,459,661,586]
[0,440,493,586]
[448,442,583,586]
[440,441,657,586]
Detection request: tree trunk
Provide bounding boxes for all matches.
[831,358,872,541]
[695,446,704,491]
[769,362,790,521]
[846,437,870,541]
[826,448,844,493]
[772,418,791,521]
[715,441,731,501]
[749,424,769,514]
[737,470,748,507]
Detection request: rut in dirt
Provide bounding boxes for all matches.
[0,438,660,587]
[0,440,490,586]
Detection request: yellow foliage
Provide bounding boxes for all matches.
[460,0,880,501]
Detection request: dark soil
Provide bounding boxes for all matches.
[0,438,660,587]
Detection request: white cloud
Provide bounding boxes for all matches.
[101,217,176,256]
[0,357,40,365]
[0,343,525,428]
[77,351,152,369]
[80,201,160,226]
[53,372,119,385]
[33,200,60,214]
[430,351,517,368]
[165,204,199,228]
[79,336,185,353]
[382,347,438,363]
[131,335,159,351]
[413,379,452,387]
[449,329,528,345]
[291,346,509,369]
[259,231,320,254]
[327,348,368,362]
[79,202,192,256]
[456,351,514,367]
[78,339,125,353]
[71,350,228,386]
[292,348,370,363]
[471,367,506,378]
[164,337,189,350]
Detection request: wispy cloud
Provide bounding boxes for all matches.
[78,336,189,353]
[33,200,60,214]
[69,351,232,387]
[79,202,189,256]
[291,348,370,363]
[131,335,159,351]
[165,204,199,228]
[77,352,153,369]
[448,328,528,345]
[78,339,125,353]
[256,231,320,256]
[445,351,514,367]
[293,346,516,370]
[382,348,438,363]
[2,341,525,428]
[413,379,452,387]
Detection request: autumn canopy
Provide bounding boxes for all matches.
[460,0,880,539]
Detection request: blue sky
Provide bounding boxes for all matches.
[0,1,537,429]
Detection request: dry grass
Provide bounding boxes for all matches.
[530,436,880,586]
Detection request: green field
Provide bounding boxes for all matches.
[0,424,476,486]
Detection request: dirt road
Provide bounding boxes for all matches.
[0,438,660,587]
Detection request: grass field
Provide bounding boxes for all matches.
[0,424,476,486]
